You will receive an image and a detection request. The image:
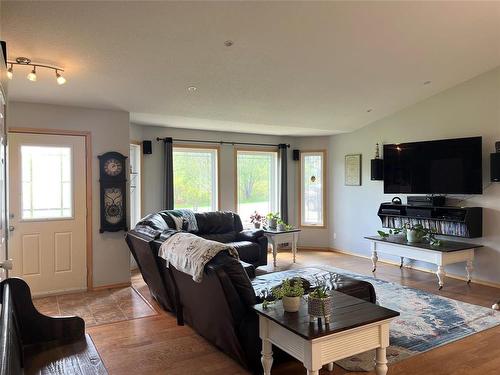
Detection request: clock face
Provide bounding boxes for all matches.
[104,187,123,224]
[104,158,123,176]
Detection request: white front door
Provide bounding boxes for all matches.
[8,132,87,295]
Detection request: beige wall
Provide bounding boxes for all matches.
[329,66,500,285]
[129,124,332,248]
[8,102,131,287]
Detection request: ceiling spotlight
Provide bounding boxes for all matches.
[187,86,197,92]
[6,64,13,80]
[7,56,66,85]
[224,40,234,47]
[423,80,432,85]
[27,67,37,82]
[55,70,66,85]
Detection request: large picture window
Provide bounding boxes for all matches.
[173,146,219,212]
[236,149,278,224]
[300,151,326,227]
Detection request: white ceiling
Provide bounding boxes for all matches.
[2,1,500,136]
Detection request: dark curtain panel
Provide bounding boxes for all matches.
[279,144,288,223]
[164,137,174,210]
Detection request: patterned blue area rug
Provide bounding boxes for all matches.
[268,266,500,371]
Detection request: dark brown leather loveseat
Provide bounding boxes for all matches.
[126,210,377,374]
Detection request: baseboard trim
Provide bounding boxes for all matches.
[32,287,88,298]
[91,281,131,291]
[331,247,500,289]
[297,246,332,251]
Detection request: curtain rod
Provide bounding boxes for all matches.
[156,137,290,148]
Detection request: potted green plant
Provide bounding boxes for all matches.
[277,219,286,232]
[308,274,336,323]
[271,278,304,313]
[266,212,280,230]
[378,223,441,246]
[250,211,263,229]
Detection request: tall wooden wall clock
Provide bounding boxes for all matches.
[98,151,128,233]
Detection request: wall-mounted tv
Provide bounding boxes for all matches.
[383,136,483,194]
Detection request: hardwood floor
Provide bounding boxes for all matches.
[87,250,500,375]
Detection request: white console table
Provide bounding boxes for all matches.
[365,236,482,290]
[264,229,301,267]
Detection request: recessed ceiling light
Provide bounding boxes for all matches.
[187,86,197,92]
[423,80,432,85]
[224,40,234,47]
[367,109,373,113]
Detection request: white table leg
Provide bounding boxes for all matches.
[375,347,388,375]
[371,242,378,272]
[292,233,298,263]
[306,370,319,375]
[327,362,334,371]
[466,260,473,284]
[399,257,404,269]
[261,338,273,375]
[436,265,446,290]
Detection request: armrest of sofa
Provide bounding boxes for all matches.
[236,229,264,242]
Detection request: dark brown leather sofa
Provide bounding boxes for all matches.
[126,210,376,374]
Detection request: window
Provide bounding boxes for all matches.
[173,147,218,212]
[21,145,72,219]
[300,151,326,227]
[129,143,142,227]
[236,149,278,225]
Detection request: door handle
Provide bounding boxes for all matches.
[8,225,14,232]
[0,259,13,270]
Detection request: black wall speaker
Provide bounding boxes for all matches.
[491,153,500,182]
[143,140,152,155]
[371,159,384,180]
[293,149,300,161]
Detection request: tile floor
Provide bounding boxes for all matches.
[33,285,157,327]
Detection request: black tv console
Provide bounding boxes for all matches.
[377,203,482,238]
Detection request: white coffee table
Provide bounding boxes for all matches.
[253,291,399,375]
[263,229,301,267]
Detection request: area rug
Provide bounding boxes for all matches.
[266,266,500,372]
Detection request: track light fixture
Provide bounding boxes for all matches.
[6,57,67,85]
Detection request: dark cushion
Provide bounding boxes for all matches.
[198,232,238,243]
[239,260,256,279]
[237,229,264,242]
[195,211,236,234]
[208,253,257,307]
[251,267,377,304]
[226,241,261,264]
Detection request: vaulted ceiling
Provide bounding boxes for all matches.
[2,1,500,135]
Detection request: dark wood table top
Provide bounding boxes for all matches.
[263,228,301,234]
[365,235,483,253]
[252,291,399,340]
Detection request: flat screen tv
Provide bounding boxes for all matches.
[383,136,482,194]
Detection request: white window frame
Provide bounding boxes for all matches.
[173,145,219,212]
[299,150,327,228]
[20,144,74,221]
[235,148,279,224]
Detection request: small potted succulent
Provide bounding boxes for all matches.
[266,212,280,230]
[273,278,304,313]
[308,274,337,324]
[250,211,263,229]
[277,219,286,232]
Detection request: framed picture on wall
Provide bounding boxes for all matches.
[345,154,362,186]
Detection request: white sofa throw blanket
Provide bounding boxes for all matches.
[158,232,239,282]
